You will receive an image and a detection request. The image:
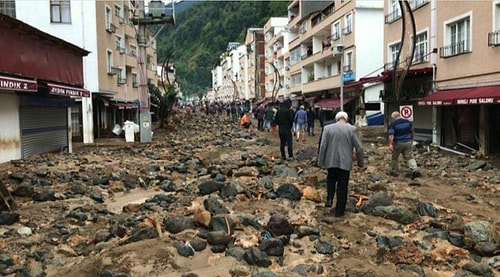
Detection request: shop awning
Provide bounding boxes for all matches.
[109,102,138,110]
[344,75,385,88]
[304,96,318,103]
[314,97,353,110]
[0,75,37,92]
[48,83,90,97]
[417,85,500,106]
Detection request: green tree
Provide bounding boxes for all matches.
[156,1,289,98]
[149,83,178,128]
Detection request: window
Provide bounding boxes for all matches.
[50,0,71,23]
[332,21,341,40]
[386,0,401,23]
[0,0,16,18]
[117,68,126,85]
[413,31,428,63]
[490,2,500,46]
[106,50,114,74]
[388,42,401,69]
[344,52,353,72]
[129,45,137,57]
[105,6,114,32]
[440,15,470,57]
[115,5,124,23]
[115,35,125,53]
[344,13,352,34]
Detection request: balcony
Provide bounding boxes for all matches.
[488,30,500,47]
[385,9,401,24]
[439,40,470,58]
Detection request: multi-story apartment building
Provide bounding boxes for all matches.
[11,0,160,141]
[383,0,500,155]
[245,28,266,101]
[263,17,289,104]
[286,0,384,118]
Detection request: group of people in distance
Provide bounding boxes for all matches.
[243,99,420,218]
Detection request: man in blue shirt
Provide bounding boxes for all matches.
[387,111,420,179]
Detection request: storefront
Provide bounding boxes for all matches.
[418,85,500,155]
[0,14,89,163]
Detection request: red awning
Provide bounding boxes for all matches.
[259,99,272,107]
[110,102,138,109]
[0,75,37,92]
[314,97,353,110]
[304,96,317,103]
[48,83,90,97]
[417,85,500,106]
[290,95,304,101]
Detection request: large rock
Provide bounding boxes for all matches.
[373,205,419,225]
[275,183,302,201]
[463,221,499,249]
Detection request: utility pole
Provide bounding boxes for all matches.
[132,0,175,143]
[137,0,151,143]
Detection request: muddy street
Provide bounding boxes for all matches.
[0,111,499,277]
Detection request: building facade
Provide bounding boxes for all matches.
[263,17,289,103]
[383,0,500,155]
[0,14,89,163]
[11,0,159,141]
[286,0,384,117]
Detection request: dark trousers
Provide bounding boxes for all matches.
[279,131,293,159]
[326,168,350,215]
[307,121,315,135]
[258,118,264,130]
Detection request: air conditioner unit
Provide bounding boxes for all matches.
[332,44,344,56]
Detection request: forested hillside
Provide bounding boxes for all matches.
[155,1,288,98]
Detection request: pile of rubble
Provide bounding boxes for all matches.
[0,111,498,277]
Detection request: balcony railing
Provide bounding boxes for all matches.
[105,23,116,33]
[385,9,401,24]
[439,40,470,58]
[412,51,428,64]
[411,0,430,10]
[488,30,500,47]
[311,4,335,27]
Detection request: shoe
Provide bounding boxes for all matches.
[334,212,345,218]
[411,170,421,180]
[389,171,399,177]
[325,200,333,208]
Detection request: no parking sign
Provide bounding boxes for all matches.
[399,105,414,121]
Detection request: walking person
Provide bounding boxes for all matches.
[263,106,274,131]
[387,111,421,179]
[318,111,364,217]
[274,100,295,161]
[256,105,266,131]
[294,105,308,142]
[307,107,316,136]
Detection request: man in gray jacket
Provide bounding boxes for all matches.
[318,111,364,217]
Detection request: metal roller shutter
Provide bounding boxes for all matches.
[20,107,68,158]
